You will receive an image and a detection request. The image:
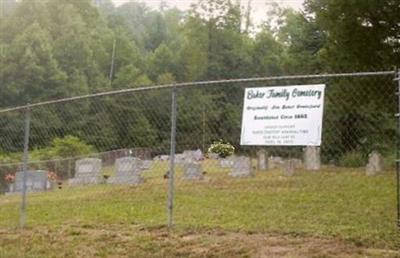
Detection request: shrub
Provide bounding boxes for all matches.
[50,135,95,158]
[0,152,20,163]
[339,151,365,168]
[31,135,95,161]
[208,140,235,158]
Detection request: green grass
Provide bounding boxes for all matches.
[0,160,399,256]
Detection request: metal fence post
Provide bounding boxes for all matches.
[395,68,400,228]
[167,87,177,228]
[20,105,31,229]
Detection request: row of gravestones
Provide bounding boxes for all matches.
[10,154,255,192]
[5,148,385,194]
[6,152,206,194]
[248,147,384,176]
[6,157,154,194]
[69,157,153,186]
[179,156,254,180]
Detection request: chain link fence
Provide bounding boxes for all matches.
[0,71,399,241]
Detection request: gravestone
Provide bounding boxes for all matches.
[208,153,219,159]
[174,154,186,164]
[160,155,169,161]
[366,151,383,176]
[268,156,284,169]
[193,149,204,161]
[7,183,15,193]
[14,170,49,192]
[292,158,303,169]
[220,155,236,168]
[257,149,268,171]
[108,157,144,185]
[304,146,321,171]
[69,158,103,186]
[141,160,153,170]
[283,159,296,177]
[183,162,204,180]
[229,156,253,177]
[130,148,152,160]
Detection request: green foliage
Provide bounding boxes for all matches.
[50,135,95,158]
[0,152,20,164]
[383,152,396,169]
[127,116,157,148]
[305,0,400,71]
[0,0,397,160]
[208,140,235,158]
[338,151,365,168]
[31,135,95,161]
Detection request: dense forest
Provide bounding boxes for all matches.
[0,0,399,163]
[1,0,398,107]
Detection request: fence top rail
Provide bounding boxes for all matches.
[0,70,395,114]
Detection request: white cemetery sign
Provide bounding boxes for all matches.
[240,84,325,146]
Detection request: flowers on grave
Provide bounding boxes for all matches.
[208,140,235,158]
[4,173,15,184]
[47,171,58,182]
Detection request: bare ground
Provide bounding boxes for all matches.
[1,224,399,258]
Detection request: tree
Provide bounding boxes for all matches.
[251,30,283,76]
[305,0,400,71]
[277,9,325,74]
[0,23,67,106]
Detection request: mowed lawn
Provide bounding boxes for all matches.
[0,160,399,257]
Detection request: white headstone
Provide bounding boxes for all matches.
[183,150,196,161]
[268,156,284,169]
[193,149,204,161]
[257,149,268,171]
[141,160,154,170]
[304,146,321,171]
[366,151,383,176]
[14,170,49,193]
[220,155,236,168]
[160,155,169,161]
[174,154,186,164]
[183,162,204,180]
[208,153,219,159]
[108,157,144,185]
[283,159,296,177]
[292,158,303,169]
[69,158,103,186]
[229,156,254,178]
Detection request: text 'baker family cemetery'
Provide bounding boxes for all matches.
[241,84,326,146]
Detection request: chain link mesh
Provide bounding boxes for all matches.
[0,72,398,244]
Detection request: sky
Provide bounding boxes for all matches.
[111,0,305,26]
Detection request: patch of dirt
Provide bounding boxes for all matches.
[0,225,399,258]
